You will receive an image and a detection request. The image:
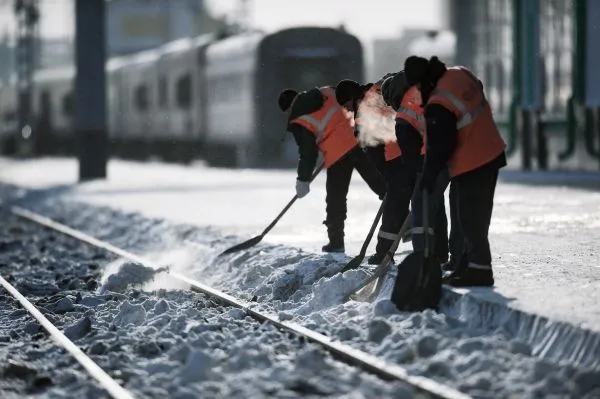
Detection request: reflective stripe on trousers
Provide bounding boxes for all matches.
[405,226,434,236]
[377,229,400,241]
[467,262,491,270]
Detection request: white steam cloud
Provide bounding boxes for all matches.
[99,247,200,293]
[355,89,397,148]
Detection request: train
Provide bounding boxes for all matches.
[2,24,598,171]
[0,26,364,168]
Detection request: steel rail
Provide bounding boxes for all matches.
[11,205,471,399]
[0,274,135,399]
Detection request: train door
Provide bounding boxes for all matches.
[36,90,52,154]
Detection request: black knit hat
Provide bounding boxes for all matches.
[404,55,429,86]
[278,89,298,111]
[381,71,408,109]
[335,79,362,105]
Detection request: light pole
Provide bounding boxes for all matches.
[13,0,38,155]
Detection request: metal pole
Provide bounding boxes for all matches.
[14,0,38,156]
[75,0,107,181]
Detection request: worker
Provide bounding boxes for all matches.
[334,76,414,264]
[403,55,507,287]
[379,71,460,268]
[278,86,387,253]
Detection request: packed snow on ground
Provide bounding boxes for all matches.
[3,185,598,399]
[0,207,413,398]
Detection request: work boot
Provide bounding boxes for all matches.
[441,257,458,273]
[443,265,494,287]
[367,251,396,265]
[322,227,344,253]
[368,236,394,264]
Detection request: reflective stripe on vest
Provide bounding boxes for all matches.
[395,86,427,155]
[296,93,342,144]
[430,89,487,130]
[290,86,357,168]
[396,106,426,132]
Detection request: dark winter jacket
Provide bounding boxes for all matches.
[286,88,325,181]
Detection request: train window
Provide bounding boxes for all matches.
[159,76,168,108]
[473,0,513,117]
[62,92,73,116]
[176,73,192,109]
[539,0,573,116]
[208,74,246,103]
[135,84,149,112]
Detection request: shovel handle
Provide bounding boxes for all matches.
[423,190,429,259]
[260,160,325,237]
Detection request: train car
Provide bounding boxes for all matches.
[2,26,364,168]
[0,81,18,154]
[111,49,161,159]
[203,26,364,168]
[106,56,129,148]
[151,33,214,163]
[32,66,75,154]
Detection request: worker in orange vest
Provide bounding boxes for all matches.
[380,71,461,268]
[403,55,507,287]
[278,86,387,253]
[335,76,416,264]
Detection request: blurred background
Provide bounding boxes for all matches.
[0,0,598,174]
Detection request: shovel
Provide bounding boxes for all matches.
[390,190,442,311]
[339,196,387,273]
[345,209,413,301]
[218,161,325,256]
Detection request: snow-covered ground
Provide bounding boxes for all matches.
[1,157,599,332]
[0,208,414,398]
[1,157,600,398]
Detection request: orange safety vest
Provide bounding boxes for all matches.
[290,87,358,168]
[426,67,506,177]
[395,85,426,156]
[356,81,402,162]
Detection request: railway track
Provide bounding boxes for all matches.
[2,205,471,399]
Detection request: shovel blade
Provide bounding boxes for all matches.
[218,235,264,256]
[340,255,365,273]
[390,252,424,310]
[391,253,442,311]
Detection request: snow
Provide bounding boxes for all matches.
[1,156,598,332]
[0,208,411,398]
[1,156,600,398]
